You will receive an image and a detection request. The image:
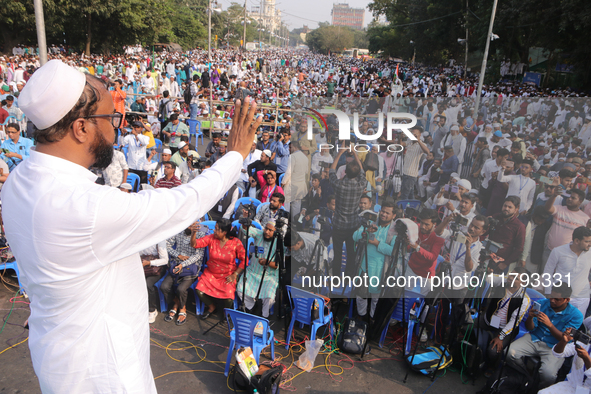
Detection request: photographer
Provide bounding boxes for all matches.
[399,125,431,200]
[171,141,198,184]
[488,196,526,273]
[539,327,591,393]
[478,267,531,373]
[508,283,583,390]
[161,113,189,153]
[123,121,152,184]
[311,145,334,175]
[285,230,327,277]
[352,199,398,318]
[435,193,477,242]
[329,145,367,277]
[406,209,445,295]
[254,192,285,228]
[236,221,280,318]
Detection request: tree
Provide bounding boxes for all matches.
[307,25,354,54]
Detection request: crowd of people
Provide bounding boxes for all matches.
[2,45,591,392]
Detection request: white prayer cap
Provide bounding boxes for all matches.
[585,161,591,165]
[450,125,459,131]
[178,141,187,149]
[263,149,272,157]
[457,179,471,190]
[162,148,172,155]
[19,59,86,129]
[119,183,132,190]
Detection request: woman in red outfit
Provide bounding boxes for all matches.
[192,218,245,319]
[258,171,284,203]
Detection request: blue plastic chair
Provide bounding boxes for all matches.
[285,285,334,348]
[278,173,285,185]
[153,138,163,163]
[396,199,422,211]
[0,260,23,294]
[237,188,243,199]
[234,197,262,212]
[374,204,381,213]
[256,202,270,214]
[224,309,275,376]
[187,119,203,146]
[379,290,424,351]
[200,221,217,232]
[232,220,262,231]
[126,173,141,192]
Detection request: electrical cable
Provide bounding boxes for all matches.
[0,290,19,336]
[0,337,28,356]
[388,11,463,28]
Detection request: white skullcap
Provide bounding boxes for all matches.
[178,141,187,149]
[119,183,132,190]
[19,59,86,129]
[162,148,172,155]
[585,161,591,165]
[457,179,471,190]
[263,149,272,157]
[450,125,459,131]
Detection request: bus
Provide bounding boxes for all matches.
[342,48,369,58]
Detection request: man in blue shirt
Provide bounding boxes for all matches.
[507,283,583,389]
[1,123,33,171]
[436,145,459,190]
[273,129,290,180]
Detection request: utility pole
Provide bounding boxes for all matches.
[208,0,212,66]
[242,0,247,50]
[33,0,48,65]
[474,0,499,117]
[464,0,469,80]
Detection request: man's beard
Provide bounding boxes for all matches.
[501,210,513,218]
[90,130,114,169]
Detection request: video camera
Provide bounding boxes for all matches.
[573,329,591,346]
[359,210,378,228]
[450,215,469,233]
[190,156,207,171]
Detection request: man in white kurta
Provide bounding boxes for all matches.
[1,59,261,394]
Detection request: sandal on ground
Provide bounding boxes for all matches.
[176,312,187,326]
[164,309,177,323]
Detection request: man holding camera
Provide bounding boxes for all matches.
[539,327,591,393]
[273,129,291,180]
[488,196,526,273]
[124,121,152,184]
[508,283,583,389]
[237,221,280,318]
[161,113,189,153]
[400,125,431,200]
[352,198,398,318]
[171,141,197,184]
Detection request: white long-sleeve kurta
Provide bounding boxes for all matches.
[1,149,243,394]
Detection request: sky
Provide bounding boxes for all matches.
[219,0,374,30]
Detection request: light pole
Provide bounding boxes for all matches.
[242,0,247,50]
[474,0,499,117]
[33,0,48,65]
[207,0,222,66]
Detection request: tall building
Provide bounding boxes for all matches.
[247,0,282,37]
[331,3,365,30]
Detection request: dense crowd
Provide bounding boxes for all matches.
[2,46,591,392]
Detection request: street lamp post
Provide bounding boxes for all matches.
[474,0,499,117]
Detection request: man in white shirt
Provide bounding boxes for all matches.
[102,148,129,187]
[1,59,261,394]
[497,158,536,215]
[145,148,181,185]
[480,147,510,209]
[240,140,261,191]
[124,121,151,183]
[543,226,591,315]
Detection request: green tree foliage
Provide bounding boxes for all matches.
[368,0,591,86]
[307,25,354,54]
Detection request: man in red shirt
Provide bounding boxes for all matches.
[154,161,181,189]
[0,105,8,124]
[406,209,445,295]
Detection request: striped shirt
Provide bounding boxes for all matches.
[155,175,182,189]
[402,142,424,177]
[329,168,366,229]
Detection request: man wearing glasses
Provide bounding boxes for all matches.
[1,60,261,393]
[1,122,33,171]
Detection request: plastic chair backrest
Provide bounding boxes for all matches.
[526,288,545,302]
[200,221,216,232]
[232,220,262,231]
[234,197,262,212]
[153,139,163,162]
[126,173,141,192]
[396,200,422,210]
[2,116,17,126]
[256,202,270,214]
[225,308,270,346]
[286,285,326,325]
[374,204,381,213]
[278,174,284,185]
[187,119,201,135]
[392,290,423,322]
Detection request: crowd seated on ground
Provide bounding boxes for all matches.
[3,47,591,392]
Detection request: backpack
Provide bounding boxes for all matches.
[183,83,193,104]
[406,346,453,375]
[476,361,540,394]
[230,364,282,394]
[337,317,367,354]
[363,152,379,172]
[158,99,169,121]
